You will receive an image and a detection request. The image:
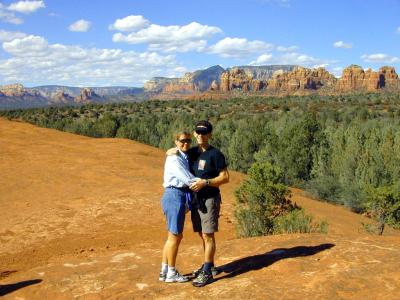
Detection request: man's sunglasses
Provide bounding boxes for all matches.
[178,139,192,144]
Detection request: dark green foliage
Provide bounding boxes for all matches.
[234,162,327,237]
[365,185,400,234]
[234,162,294,237]
[273,209,328,234]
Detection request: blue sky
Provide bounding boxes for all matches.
[0,0,399,87]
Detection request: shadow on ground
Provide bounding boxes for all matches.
[215,243,335,281]
[0,279,42,296]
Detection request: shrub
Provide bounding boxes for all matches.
[364,185,400,234]
[234,162,295,237]
[273,209,328,234]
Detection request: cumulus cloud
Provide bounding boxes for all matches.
[113,22,222,53]
[0,29,26,42]
[333,41,352,49]
[250,53,274,65]
[0,35,182,86]
[7,0,45,14]
[361,53,399,63]
[68,19,91,32]
[109,15,150,31]
[250,51,334,68]
[277,45,298,52]
[0,4,23,24]
[208,37,273,58]
[397,27,400,33]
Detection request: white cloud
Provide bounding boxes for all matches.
[250,53,273,65]
[277,52,325,65]
[361,53,399,63]
[0,29,26,42]
[109,15,150,32]
[277,45,298,52]
[333,41,352,49]
[0,4,23,24]
[113,22,222,53]
[250,51,334,68]
[0,35,182,86]
[7,0,45,14]
[208,37,273,58]
[397,27,400,33]
[68,19,91,32]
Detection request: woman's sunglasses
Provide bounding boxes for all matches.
[178,139,192,144]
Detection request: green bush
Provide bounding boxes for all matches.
[273,209,328,234]
[234,162,295,237]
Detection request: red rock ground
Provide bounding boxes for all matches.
[0,118,399,299]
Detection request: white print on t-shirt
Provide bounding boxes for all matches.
[198,159,206,170]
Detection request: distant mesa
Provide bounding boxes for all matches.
[1,64,399,109]
[75,87,101,104]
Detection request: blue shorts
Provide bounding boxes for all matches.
[161,187,187,235]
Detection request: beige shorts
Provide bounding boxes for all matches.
[191,194,221,234]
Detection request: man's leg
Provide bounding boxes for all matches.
[202,232,215,264]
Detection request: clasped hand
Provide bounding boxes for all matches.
[190,178,206,192]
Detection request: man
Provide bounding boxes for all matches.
[188,120,229,287]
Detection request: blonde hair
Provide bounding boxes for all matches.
[175,131,191,141]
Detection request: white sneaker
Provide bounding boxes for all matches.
[159,271,167,282]
[165,270,189,283]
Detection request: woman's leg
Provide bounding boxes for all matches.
[166,232,183,267]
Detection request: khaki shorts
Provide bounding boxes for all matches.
[191,194,221,234]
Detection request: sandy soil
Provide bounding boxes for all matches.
[0,118,399,299]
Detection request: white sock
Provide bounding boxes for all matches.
[161,263,168,274]
[167,266,176,275]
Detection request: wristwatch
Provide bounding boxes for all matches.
[205,179,210,186]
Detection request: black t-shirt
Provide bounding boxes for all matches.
[187,145,227,198]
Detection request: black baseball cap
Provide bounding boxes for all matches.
[195,120,213,134]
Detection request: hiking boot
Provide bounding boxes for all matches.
[159,271,166,282]
[165,270,189,283]
[192,265,219,277]
[192,270,214,287]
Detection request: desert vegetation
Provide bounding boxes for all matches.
[2,92,400,232]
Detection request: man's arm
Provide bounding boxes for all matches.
[190,168,229,192]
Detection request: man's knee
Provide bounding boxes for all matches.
[202,232,215,242]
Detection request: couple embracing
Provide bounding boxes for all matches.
[159,120,229,287]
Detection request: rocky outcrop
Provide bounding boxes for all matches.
[51,91,75,104]
[0,84,48,109]
[74,88,101,104]
[220,68,255,92]
[213,65,296,92]
[267,67,337,93]
[219,66,336,93]
[336,65,400,92]
[379,66,400,89]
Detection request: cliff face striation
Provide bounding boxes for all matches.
[336,65,400,92]
[267,67,337,93]
[74,88,102,104]
[216,65,399,94]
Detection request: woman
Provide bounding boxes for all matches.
[159,131,199,283]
